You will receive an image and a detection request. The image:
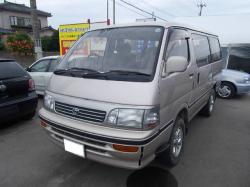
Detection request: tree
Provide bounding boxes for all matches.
[41,30,59,52]
[0,38,4,51]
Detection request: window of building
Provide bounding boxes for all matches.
[10,16,32,28]
[10,16,17,26]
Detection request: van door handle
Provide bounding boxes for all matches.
[197,73,200,84]
[189,73,194,79]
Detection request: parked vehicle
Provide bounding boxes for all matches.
[0,59,38,124]
[217,45,250,99]
[27,56,61,95]
[217,69,250,98]
[39,22,222,169]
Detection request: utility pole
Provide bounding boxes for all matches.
[107,0,110,25]
[30,0,42,60]
[152,11,155,18]
[197,1,207,16]
[113,0,115,24]
[107,0,109,22]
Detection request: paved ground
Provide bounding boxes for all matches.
[0,95,250,187]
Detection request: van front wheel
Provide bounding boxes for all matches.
[158,117,185,167]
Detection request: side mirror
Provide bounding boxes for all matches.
[26,67,31,72]
[165,56,188,75]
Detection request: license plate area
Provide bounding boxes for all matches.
[64,139,85,158]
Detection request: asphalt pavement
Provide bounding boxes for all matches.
[0,95,250,187]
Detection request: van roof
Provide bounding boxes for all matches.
[89,21,218,37]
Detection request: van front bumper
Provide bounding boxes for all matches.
[39,108,173,170]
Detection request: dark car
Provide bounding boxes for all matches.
[0,59,38,124]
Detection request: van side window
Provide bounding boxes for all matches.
[209,37,221,62]
[165,29,189,62]
[192,34,210,67]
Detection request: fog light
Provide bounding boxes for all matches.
[113,144,139,153]
[40,120,47,127]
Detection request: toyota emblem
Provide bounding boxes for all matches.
[72,107,80,115]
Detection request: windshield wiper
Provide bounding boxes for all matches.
[54,67,99,76]
[105,70,151,76]
[81,71,108,80]
[67,67,99,73]
[54,69,74,76]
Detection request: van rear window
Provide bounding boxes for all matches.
[192,34,210,67]
[209,37,221,62]
[0,61,27,80]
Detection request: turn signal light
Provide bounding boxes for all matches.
[40,120,47,127]
[113,144,139,153]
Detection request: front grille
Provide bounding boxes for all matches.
[55,101,106,123]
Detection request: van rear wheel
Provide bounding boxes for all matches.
[200,89,215,117]
[158,117,185,167]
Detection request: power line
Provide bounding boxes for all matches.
[114,0,148,18]
[119,0,167,21]
[136,0,176,17]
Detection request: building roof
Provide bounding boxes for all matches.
[0,1,52,17]
[40,26,56,32]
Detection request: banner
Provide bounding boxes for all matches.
[59,23,90,55]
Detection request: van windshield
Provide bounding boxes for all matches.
[57,26,164,82]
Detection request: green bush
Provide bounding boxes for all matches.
[41,30,59,52]
[6,32,34,54]
[0,39,4,50]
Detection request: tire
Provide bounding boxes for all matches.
[23,110,36,120]
[158,117,185,167]
[200,89,215,117]
[217,82,236,99]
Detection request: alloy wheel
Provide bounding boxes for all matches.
[172,127,183,158]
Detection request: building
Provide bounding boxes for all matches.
[0,0,53,36]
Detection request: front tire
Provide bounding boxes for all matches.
[158,117,185,167]
[217,82,236,99]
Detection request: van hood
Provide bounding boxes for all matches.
[47,74,159,106]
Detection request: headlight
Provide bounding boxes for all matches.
[244,77,250,84]
[107,107,159,130]
[237,77,250,84]
[44,93,55,111]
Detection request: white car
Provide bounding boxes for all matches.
[27,56,61,95]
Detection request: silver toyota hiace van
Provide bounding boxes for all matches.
[39,22,222,169]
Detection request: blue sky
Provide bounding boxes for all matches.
[6,0,250,28]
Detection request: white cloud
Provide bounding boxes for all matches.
[9,0,250,28]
